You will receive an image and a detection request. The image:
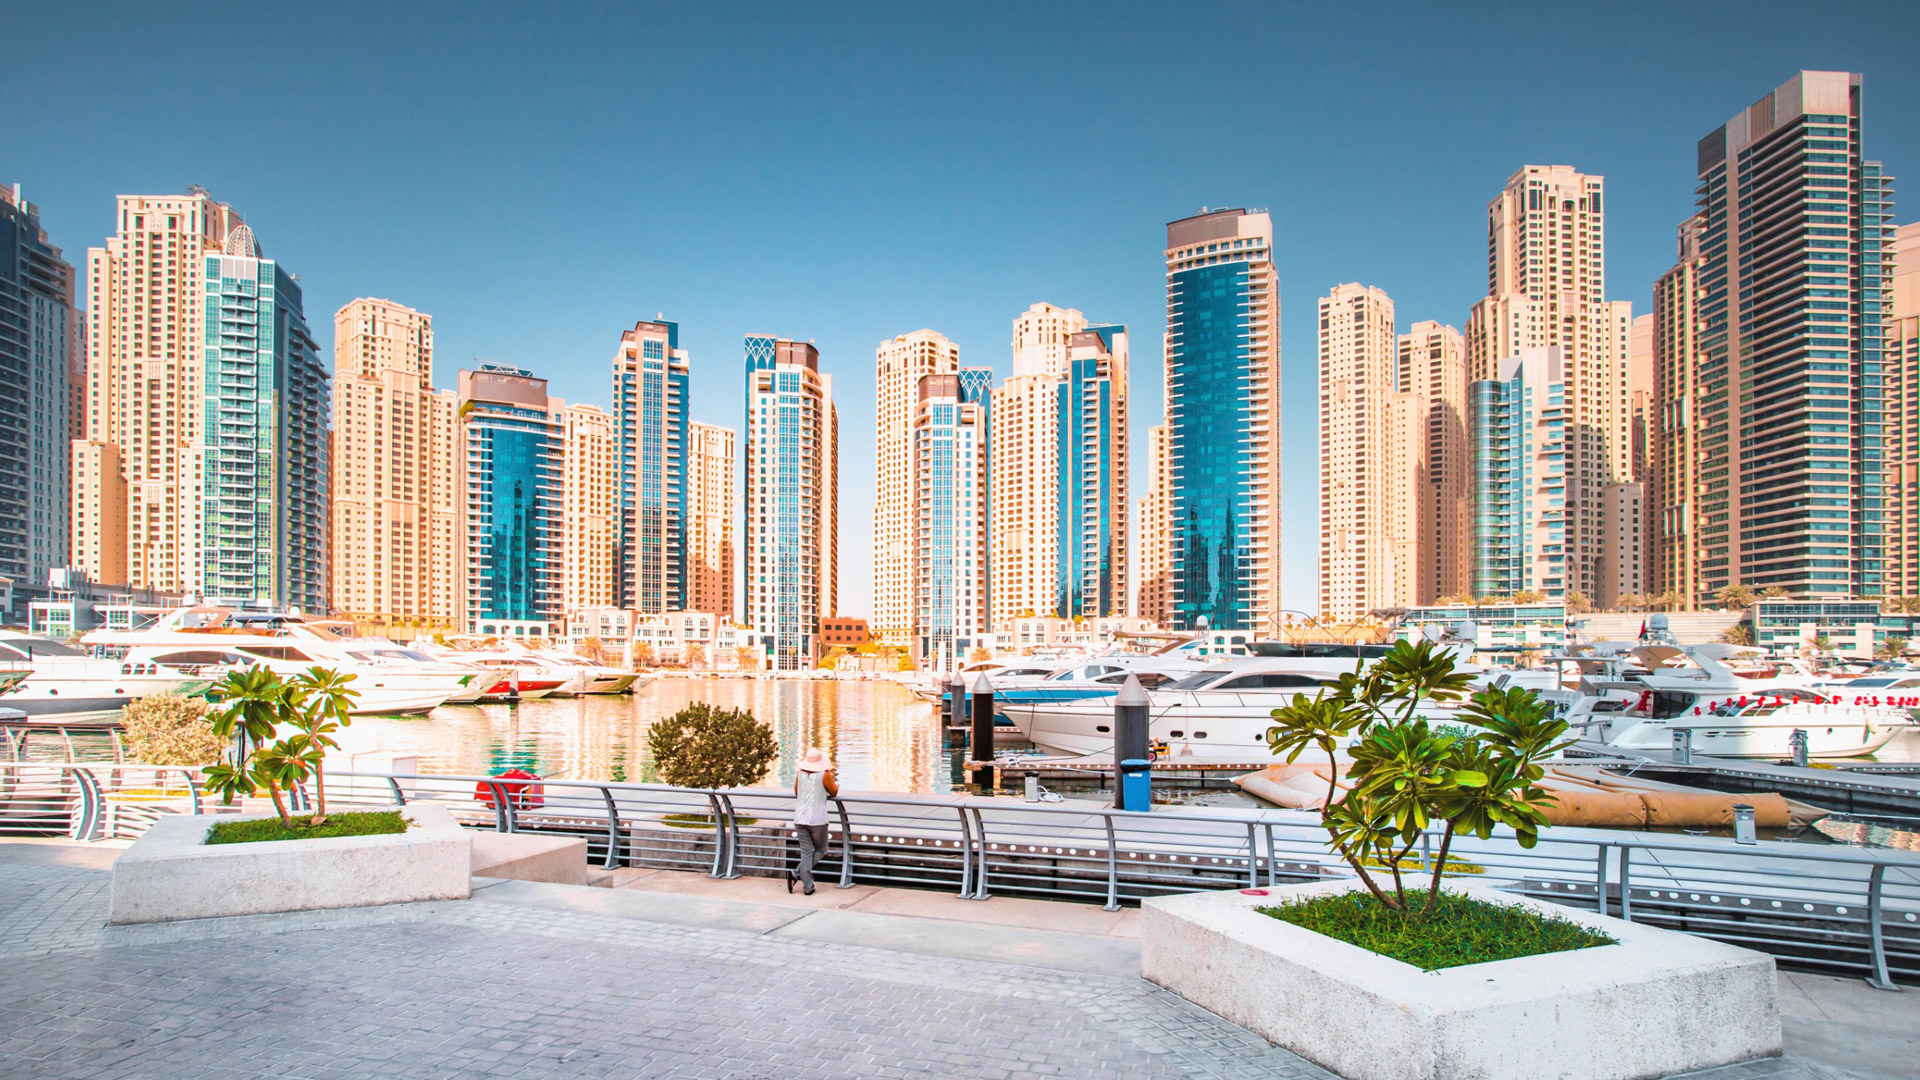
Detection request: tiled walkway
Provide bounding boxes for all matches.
[0,844,1910,1079]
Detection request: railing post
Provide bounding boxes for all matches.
[1866,863,1899,992]
[955,804,975,898]
[968,807,991,900]
[1419,830,1433,875]
[385,777,407,806]
[1595,843,1610,918]
[598,786,623,870]
[186,771,204,816]
[833,798,855,889]
[718,794,742,879]
[1245,822,1260,888]
[704,793,728,878]
[1264,822,1279,887]
[1102,815,1120,912]
[68,767,102,842]
[486,780,512,833]
[1619,845,1634,922]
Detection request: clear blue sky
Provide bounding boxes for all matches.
[9,2,1919,616]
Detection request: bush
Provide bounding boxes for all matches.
[120,693,224,765]
[649,702,778,789]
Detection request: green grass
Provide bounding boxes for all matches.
[206,810,409,845]
[1359,854,1485,876]
[1259,890,1615,971]
[660,813,759,828]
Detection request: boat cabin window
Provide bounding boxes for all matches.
[239,646,314,662]
[1648,691,1697,719]
[999,667,1053,678]
[151,650,246,666]
[1049,664,1119,681]
[1162,670,1235,690]
[1215,673,1329,690]
[1092,671,1175,688]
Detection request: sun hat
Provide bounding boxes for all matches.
[799,747,830,772]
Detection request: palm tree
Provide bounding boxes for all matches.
[1760,586,1790,600]
[1511,590,1546,605]
[1618,593,1647,613]
[684,643,706,670]
[1721,623,1755,647]
[1877,636,1908,660]
[1715,584,1756,611]
[288,667,358,822]
[1564,592,1592,615]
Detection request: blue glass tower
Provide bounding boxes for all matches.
[0,182,75,595]
[1469,348,1567,599]
[1056,325,1127,618]
[1163,209,1279,631]
[199,225,329,613]
[459,363,562,634]
[614,320,691,613]
[744,337,837,670]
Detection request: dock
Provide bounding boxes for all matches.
[1569,741,1920,820]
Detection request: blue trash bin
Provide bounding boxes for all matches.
[1119,758,1152,812]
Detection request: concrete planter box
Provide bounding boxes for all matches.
[109,802,471,924]
[1141,880,1780,1080]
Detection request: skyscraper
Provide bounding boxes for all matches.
[990,305,1085,624]
[1464,166,1632,602]
[1057,326,1128,618]
[1684,71,1893,599]
[0,181,77,595]
[559,402,620,614]
[1651,217,1706,605]
[1135,423,1170,625]
[1471,348,1570,599]
[913,373,990,671]
[687,421,737,618]
[198,224,328,612]
[745,336,837,670]
[75,191,246,591]
[1163,208,1280,631]
[1887,222,1920,601]
[458,363,562,635]
[331,298,457,625]
[1318,284,1397,623]
[1390,321,1469,606]
[873,329,959,643]
[613,319,690,613]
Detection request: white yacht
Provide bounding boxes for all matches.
[81,608,473,715]
[0,632,216,718]
[521,648,642,695]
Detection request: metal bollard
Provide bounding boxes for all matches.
[1732,803,1757,845]
[1671,727,1693,765]
[1113,674,1149,809]
[969,673,996,789]
[1789,729,1809,768]
[1024,774,1039,802]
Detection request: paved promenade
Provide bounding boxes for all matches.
[1,839,1913,1079]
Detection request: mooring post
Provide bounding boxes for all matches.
[1789,728,1809,768]
[944,671,967,746]
[1113,674,1149,810]
[969,672,996,790]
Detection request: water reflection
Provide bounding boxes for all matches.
[335,677,949,793]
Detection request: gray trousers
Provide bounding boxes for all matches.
[794,823,830,887]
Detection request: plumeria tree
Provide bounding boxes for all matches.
[1265,640,1572,917]
[203,667,359,827]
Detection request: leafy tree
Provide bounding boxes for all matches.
[119,692,225,766]
[649,702,778,789]
[1721,622,1755,647]
[1715,584,1756,611]
[203,667,358,826]
[820,645,850,670]
[1265,640,1571,916]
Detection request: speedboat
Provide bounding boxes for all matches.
[1603,690,1913,759]
[522,648,641,694]
[0,631,211,717]
[81,608,470,715]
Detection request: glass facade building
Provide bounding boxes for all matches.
[1163,209,1280,631]
[1056,325,1127,618]
[0,182,76,599]
[1470,348,1568,599]
[459,363,562,634]
[613,320,690,613]
[744,337,837,671]
[199,226,329,613]
[913,373,989,671]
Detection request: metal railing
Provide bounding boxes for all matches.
[8,761,1918,987]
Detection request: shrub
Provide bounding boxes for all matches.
[120,693,225,766]
[649,702,778,789]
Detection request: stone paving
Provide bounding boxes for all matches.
[0,853,1907,1079]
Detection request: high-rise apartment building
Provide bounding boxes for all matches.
[613,319,690,614]
[0,182,78,593]
[744,336,837,670]
[1651,217,1706,605]
[1135,424,1170,625]
[1058,326,1128,618]
[198,225,328,613]
[1685,71,1893,599]
[873,329,960,643]
[1010,302,1085,379]
[912,373,990,671]
[1465,166,1631,601]
[687,421,736,618]
[331,298,458,625]
[1389,321,1469,606]
[1471,347,1570,598]
[75,192,245,592]
[1885,222,1920,599]
[991,305,1085,624]
[559,403,620,614]
[1163,208,1281,631]
[458,363,562,635]
[1317,283,1397,623]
